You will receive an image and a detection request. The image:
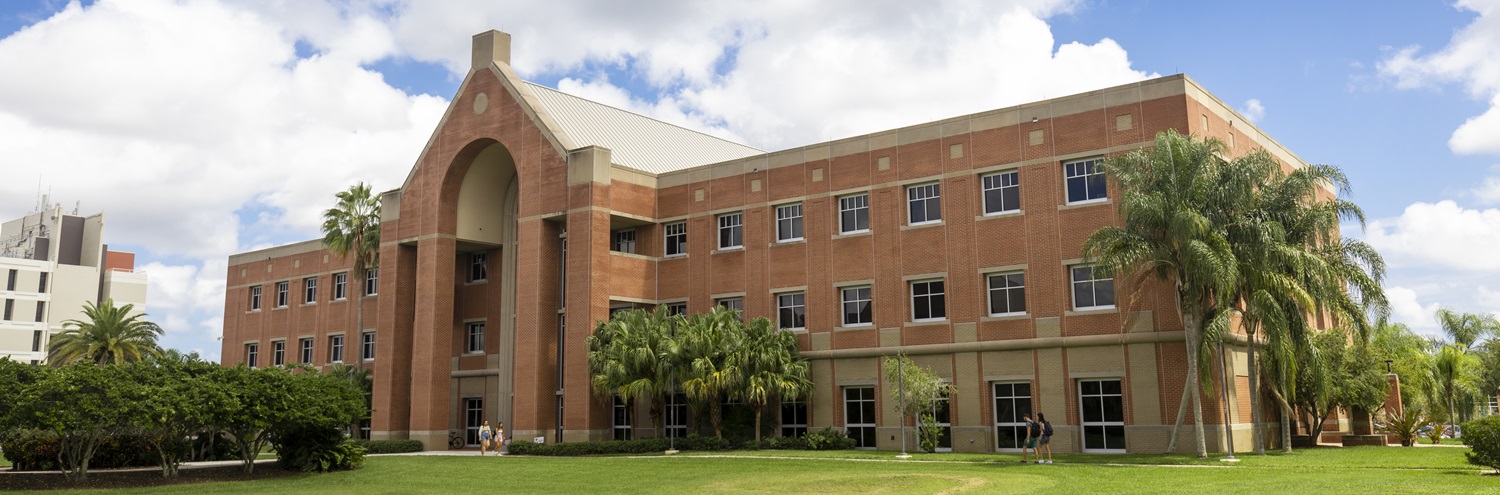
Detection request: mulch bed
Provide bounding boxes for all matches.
[0,464,302,491]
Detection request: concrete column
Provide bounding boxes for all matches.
[408,236,458,449]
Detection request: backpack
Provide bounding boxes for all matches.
[1042,420,1054,437]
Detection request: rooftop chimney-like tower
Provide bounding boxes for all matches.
[472,30,512,70]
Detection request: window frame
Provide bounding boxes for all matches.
[981,170,1021,215]
[611,229,637,254]
[245,343,259,369]
[1069,265,1116,310]
[612,396,633,441]
[665,302,688,317]
[910,279,947,322]
[844,387,877,449]
[332,273,348,301]
[906,182,943,225]
[249,286,262,311]
[838,193,871,234]
[361,331,375,361]
[775,203,804,242]
[780,398,808,438]
[985,271,1027,316]
[840,286,873,327]
[275,281,289,308]
[304,277,317,304]
[365,269,378,296]
[717,212,743,250]
[664,222,687,257]
[329,335,345,363]
[665,393,688,439]
[299,338,314,364]
[992,381,1034,451]
[1064,157,1108,204]
[466,322,485,354]
[271,340,285,366]
[464,397,484,446]
[1079,379,1126,452]
[716,297,744,319]
[777,292,806,331]
[470,252,488,282]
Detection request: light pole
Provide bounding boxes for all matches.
[1218,341,1237,462]
[666,363,678,454]
[897,355,910,459]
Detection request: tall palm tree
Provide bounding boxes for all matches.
[48,300,162,365]
[322,182,381,373]
[1084,129,1240,458]
[1432,343,1479,437]
[678,306,745,439]
[735,316,812,446]
[586,307,674,436]
[1435,308,1498,349]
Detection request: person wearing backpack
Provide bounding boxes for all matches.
[1036,412,1054,464]
[1021,413,1039,463]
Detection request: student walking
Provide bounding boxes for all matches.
[479,420,493,456]
[495,421,507,456]
[1036,413,1054,464]
[1021,413,1038,463]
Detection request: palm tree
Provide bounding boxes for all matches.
[678,306,745,439]
[735,316,811,446]
[1084,129,1240,458]
[48,300,162,365]
[586,307,675,437]
[1435,308,1498,349]
[321,182,381,374]
[1432,343,1478,438]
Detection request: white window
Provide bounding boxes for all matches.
[333,273,348,300]
[717,297,743,319]
[300,338,314,363]
[1080,379,1126,452]
[910,280,946,321]
[365,269,378,296]
[775,203,804,242]
[275,281,289,308]
[665,393,688,439]
[666,303,687,316]
[841,286,873,327]
[361,332,375,361]
[981,171,1020,215]
[466,322,485,354]
[329,335,345,363]
[718,213,743,249]
[611,230,637,254]
[907,183,942,224]
[1065,158,1107,204]
[930,395,952,452]
[304,277,317,304]
[781,398,808,437]
[465,398,484,446]
[986,272,1027,316]
[777,292,806,330]
[993,382,1033,450]
[1070,265,1115,310]
[844,387,876,449]
[245,343,259,368]
[839,194,870,234]
[249,286,262,310]
[612,396,633,441]
[272,341,285,366]
[665,222,687,257]
[470,253,488,282]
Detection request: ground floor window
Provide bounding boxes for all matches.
[844,387,876,449]
[665,393,687,438]
[464,398,484,446]
[359,419,371,440]
[613,396,633,440]
[929,395,952,452]
[780,398,808,438]
[993,382,1032,450]
[1080,379,1126,452]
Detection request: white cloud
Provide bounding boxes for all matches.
[1380,0,1500,154]
[1473,175,1500,204]
[1386,286,1440,332]
[1364,200,1500,270]
[1240,98,1265,123]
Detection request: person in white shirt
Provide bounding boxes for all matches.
[479,420,494,456]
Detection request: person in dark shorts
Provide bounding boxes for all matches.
[1021,413,1039,463]
[1036,412,1054,464]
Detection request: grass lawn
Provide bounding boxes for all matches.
[7,446,1494,494]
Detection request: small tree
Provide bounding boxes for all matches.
[11,362,136,479]
[1462,415,1500,474]
[735,317,811,446]
[883,355,954,453]
[48,300,162,365]
[128,356,228,477]
[586,307,675,437]
[214,365,291,473]
[678,307,746,438]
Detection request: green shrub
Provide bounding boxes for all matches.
[1461,416,1500,474]
[272,426,365,472]
[0,432,158,471]
[349,439,424,454]
[802,428,857,450]
[1377,406,1429,447]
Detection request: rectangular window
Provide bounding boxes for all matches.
[4,299,12,320]
[37,273,47,293]
[1080,379,1126,452]
[365,269,378,296]
[300,338,314,363]
[31,330,42,352]
[275,281,289,308]
[838,194,870,234]
[777,292,806,330]
[332,273,348,300]
[465,398,484,446]
[718,213,743,249]
[664,222,687,257]
[1064,158,1107,204]
[613,396,633,441]
[249,286,262,310]
[993,382,1033,450]
[930,395,952,451]
[841,286,873,326]
[329,335,345,363]
[907,183,942,224]
[665,393,688,439]
[466,322,485,354]
[34,301,44,323]
[304,277,317,304]
[272,341,285,366]
[470,253,488,282]
[361,331,375,361]
[611,230,637,254]
[775,203,804,242]
[6,269,15,291]
[666,303,687,316]
[780,398,808,438]
[245,343,259,368]
[910,280,946,321]
[1070,265,1115,310]
[844,387,876,449]
[981,171,1021,215]
[986,272,1027,316]
[717,297,743,319]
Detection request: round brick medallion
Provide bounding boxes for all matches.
[473,93,489,115]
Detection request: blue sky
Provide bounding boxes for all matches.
[1,0,1497,359]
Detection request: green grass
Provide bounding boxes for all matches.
[7,447,1494,494]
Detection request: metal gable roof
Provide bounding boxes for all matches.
[522,82,763,175]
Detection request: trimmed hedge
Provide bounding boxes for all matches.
[508,434,731,456]
[1462,416,1500,473]
[349,439,424,454]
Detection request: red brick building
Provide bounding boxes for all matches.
[222,30,1306,453]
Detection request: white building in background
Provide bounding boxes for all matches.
[0,204,147,364]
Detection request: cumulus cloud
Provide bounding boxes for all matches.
[1240,98,1265,123]
[1365,200,1500,270]
[1386,286,1441,331]
[1380,0,1500,154]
